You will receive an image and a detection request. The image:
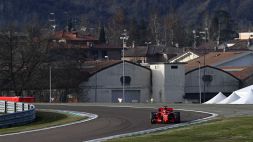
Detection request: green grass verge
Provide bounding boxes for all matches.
[108,116,253,142]
[0,110,86,134]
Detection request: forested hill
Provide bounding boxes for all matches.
[0,0,252,30]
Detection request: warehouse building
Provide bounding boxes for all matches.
[79,60,151,103]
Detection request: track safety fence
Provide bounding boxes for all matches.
[0,100,36,128]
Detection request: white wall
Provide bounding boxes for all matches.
[151,63,185,103]
[150,64,165,102]
[239,32,253,40]
[164,64,185,103]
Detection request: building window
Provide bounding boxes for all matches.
[171,65,178,69]
[202,75,213,82]
[120,76,131,85]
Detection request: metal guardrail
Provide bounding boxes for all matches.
[0,101,36,128]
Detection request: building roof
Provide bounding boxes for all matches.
[53,31,97,41]
[220,66,253,80]
[124,46,148,57]
[80,60,150,77]
[185,51,253,72]
[185,65,241,82]
[226,40,252,51]
[169,51,199,63]
[81,60,121,75]
[147,45,183,56]
[189,40,251,55]
[94,43,122,49]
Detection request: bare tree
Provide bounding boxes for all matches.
[149,13,161,46]
[0,25,49,96]
[107,7,126,45]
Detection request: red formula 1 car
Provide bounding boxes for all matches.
[151,106,180,124]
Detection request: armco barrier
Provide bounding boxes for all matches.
[0,100,36,128]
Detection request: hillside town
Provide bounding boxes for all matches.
[2,1,253,142]
[0,2,253,104]
[1,23,253,104]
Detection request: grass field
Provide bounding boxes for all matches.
[108,116,253,142]
[0,110,86,134]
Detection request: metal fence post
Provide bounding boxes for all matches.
[14,102,17,113]
[22,103,24,111]
[4,101,7,113]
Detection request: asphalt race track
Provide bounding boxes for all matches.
[0,104,210,142]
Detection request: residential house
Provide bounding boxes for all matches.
[124,46,148,63]
[50,31,122,60]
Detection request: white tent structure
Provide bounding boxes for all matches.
[218,92,240,104]
[230,89,253,104]
[234,85,253,98]
[204,92,226,104]
[203,85,253,104]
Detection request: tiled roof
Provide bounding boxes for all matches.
[124,46,148,57]
[53,31,97,41]
[185,51,252,72]
[226,40,251,50]
[147,45,183,56]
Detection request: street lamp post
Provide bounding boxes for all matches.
[49,12,56,32]
[144,42,151,63]
[95,60,97,102]
[49,66,52,103]
[192,30,199,49]
[145,41,151,48]
[192,30,196,49]
[120,29,129,103]
[197,61,201,104]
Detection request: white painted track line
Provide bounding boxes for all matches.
[0,109,98,137]
[85,107,218,142]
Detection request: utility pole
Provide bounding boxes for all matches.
[145,41,151,48]
[197,61,202,104]
[217,21,221,50]
[49,66,52,103]
[49,12,56,32]
[120,29,129,103]
[192,30,198,49]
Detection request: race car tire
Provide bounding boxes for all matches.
[151,112,156,124]
[174,112,181,123]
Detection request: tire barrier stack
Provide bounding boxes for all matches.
[0,101,36,128]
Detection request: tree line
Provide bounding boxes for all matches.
[0,4,241,101]
[0,25,86,102]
